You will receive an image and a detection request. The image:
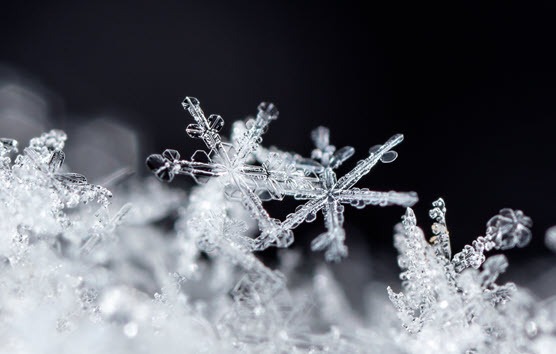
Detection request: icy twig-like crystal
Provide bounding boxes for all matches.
[429,197,451,259]
[388,199,534,352]
[452,208,532,272]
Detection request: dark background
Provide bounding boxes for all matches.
[2,1,556,274]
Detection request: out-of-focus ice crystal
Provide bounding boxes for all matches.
[546,226,556,252]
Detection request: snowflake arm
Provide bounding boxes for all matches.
[452,208,532,272]
[387,207,439,333]
[311,200,348,261]
[335,134,404,191]
[232,102,278,163]
[336,189,418,208]
[146,149,224,183]
[183,97,227,155]
[428,198,451,260]
[235,177,291,247]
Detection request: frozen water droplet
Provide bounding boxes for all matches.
[258,102,279,118]
[306,211,317,223]
[380,151,398,163]
[525,321,538,338]
[123,322,138,338]
[546,226,556,252]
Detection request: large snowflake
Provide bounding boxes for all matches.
[267,126,418,261]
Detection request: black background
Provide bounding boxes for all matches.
[2,1,556,273]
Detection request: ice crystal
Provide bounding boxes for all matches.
[148,98,295,250]
[147,97,417,261]
[277,127,418,261]
[0,130,112,252]
[3,82,556,354]
[387,199,539,352]
[451,208,532,272]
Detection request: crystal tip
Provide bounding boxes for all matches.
[182,96,200,109]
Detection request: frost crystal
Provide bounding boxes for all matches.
[3,86,556,354]
[279,127,418,261]
[451,208,532,272]
[1,130,112,235]
[148,98,293,249]
[387,199,539,352]
[147,97,417,260]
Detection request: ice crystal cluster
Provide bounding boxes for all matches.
[147,97,418,260]
[1,89,556,353]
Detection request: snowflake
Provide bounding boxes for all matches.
[261,127,418,261]
[147,97,300,248]
[147,97,417,261]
